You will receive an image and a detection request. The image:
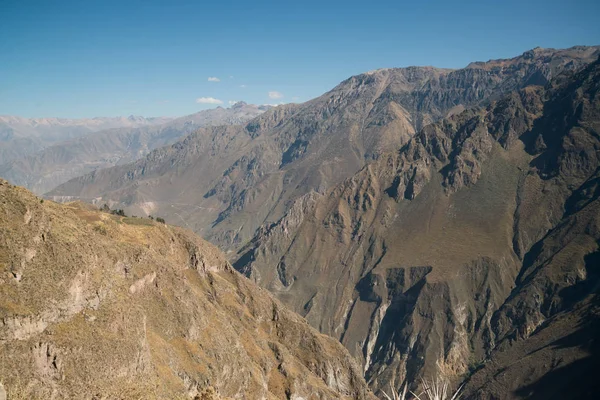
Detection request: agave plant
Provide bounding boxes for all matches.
[381,376,463,400]
[410,376,463,400]
[382,382,408,400]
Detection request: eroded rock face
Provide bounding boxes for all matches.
[0,180,375,400]
[235,59,600,397]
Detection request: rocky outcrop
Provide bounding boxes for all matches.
[235,58,600,397]
[0,179,374,399]
[46,46,599,255]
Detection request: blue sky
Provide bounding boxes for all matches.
[1,0,599,118]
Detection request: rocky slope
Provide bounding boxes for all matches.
[0,103,268,195]
[0,179,375,399]
[234,58,600,398]
[46,46,600,254]
[0,115,171,165]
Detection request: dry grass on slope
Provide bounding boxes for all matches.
[0,179,374,400]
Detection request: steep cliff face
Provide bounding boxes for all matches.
[0,179,374,399]
[462,206,600,399]
[47,47,599,254]
[234,59,600,397]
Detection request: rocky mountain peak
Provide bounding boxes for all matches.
[230,100,248,109]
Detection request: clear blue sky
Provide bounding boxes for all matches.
[1,0,599,118]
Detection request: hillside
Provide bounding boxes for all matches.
[0,179,374,399]
[47,46,600,254]
[0,102,268,195]
[233,57,600,398]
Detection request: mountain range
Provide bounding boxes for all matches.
[235,55,600,398]
[0,103,269,194]
[0,115,172,165]
[48,46,599,254]
[2,45,599,399]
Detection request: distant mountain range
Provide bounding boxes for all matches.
[0,102,269,194]
[0,114,172,164]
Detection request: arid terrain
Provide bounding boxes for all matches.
[0,179,373,399]
[234,55,600,397]
[1,44,599,400]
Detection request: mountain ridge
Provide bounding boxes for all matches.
[46,46,600,257]
[0,103,268,194]
[0,114,173,165]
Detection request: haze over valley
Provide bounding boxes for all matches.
[0,102,269,194]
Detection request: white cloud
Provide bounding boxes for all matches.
[228,100,240,105]
[240,84,246,88]
[207,77,220,82]
[229,75,234,79]
[196,97,223,104]
[268,91,283,99]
